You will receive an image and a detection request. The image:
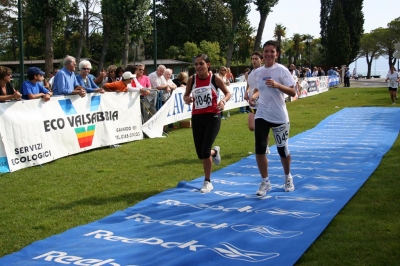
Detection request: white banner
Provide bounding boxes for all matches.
[142,82,248,138]
[298,76,330,99]
[0,92,143,172]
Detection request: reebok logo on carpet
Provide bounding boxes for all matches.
[84,230,278,262]
[33,251,120,265]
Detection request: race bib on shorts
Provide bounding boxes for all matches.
[193,86,212,109]
[389,80,397,88]
[272,122,290,148]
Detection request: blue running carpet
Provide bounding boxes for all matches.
[1,107,400,266]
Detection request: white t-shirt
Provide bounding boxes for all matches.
[386,72,399,88]
[148,71,167,101]
[254,63,295,124]
[247,69,259,109]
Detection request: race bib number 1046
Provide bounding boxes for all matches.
[193,86,212,109]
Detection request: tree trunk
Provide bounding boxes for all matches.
[226,20,239,68]
[122,18,130,67]
[44,17,54,78]
[76,11,87,65]
[254,12,267,52]
[366,55,372,79]
[85,0,90,49]
[277,36,281,63]
[98,17,110,76]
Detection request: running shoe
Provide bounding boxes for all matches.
[200,180,213,193]
[212,146,221,165]
[284,174,295,192]
[256,179,272,196]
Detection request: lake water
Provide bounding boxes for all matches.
[349,56,399,77]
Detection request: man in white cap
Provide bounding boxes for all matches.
[102,71,134,92]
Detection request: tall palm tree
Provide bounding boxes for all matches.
[292,33,303,66]
[274,23,286,63]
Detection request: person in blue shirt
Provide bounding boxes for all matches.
[76,60,104,94]
[53,55,86,97]
[327,67,334,76]
[21,67,52,102]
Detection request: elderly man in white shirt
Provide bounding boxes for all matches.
[148,65,169,114]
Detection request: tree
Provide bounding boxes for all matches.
[235,20,256,64]
[341,0,364,64]
[252,0,279,51]
[319,0,333,57]
[325,0,351,66]
[25,0,71,77]
[320,0,364,66]
[165,45,181,60]
[291,33,303,66]
[98,0,113,72]
[0,0,18,61]
[358,31,382,78]
[153,0,231,60]
[182,42,200,62]
[281,39,295,66]
[273,23,286,63]
[77,0,102,50]
[379,17,400,67]
[225,0,250,68]
[121,0,151,66]
[199,40,225,66]
[0,1,18,61]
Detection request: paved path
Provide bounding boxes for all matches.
[341,78,387,88]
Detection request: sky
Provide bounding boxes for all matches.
[247,0,399,74]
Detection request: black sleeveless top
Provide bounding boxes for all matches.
[0,82,15,102]
[0,82,15,96]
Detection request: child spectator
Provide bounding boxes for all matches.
[21,67,52,102]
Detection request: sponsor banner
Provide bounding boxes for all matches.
[328,75,340,87]
[298,76,329,99]
[1,107,399,265]
[0,143,8,173]
[319,76,329,93]
[142,82,248,138]
[0,92,142,172]
[142,87,192,138]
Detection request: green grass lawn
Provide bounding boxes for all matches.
[0,87,399,265]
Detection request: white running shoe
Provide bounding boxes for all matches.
[256,179,272,196]
[212,146,221,165]
[200,180,213,193]
[284,174,295,192]
[266,146,271,155]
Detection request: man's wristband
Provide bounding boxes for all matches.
[221,99,226,104]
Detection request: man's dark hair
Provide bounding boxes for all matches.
[251,51,262,59]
